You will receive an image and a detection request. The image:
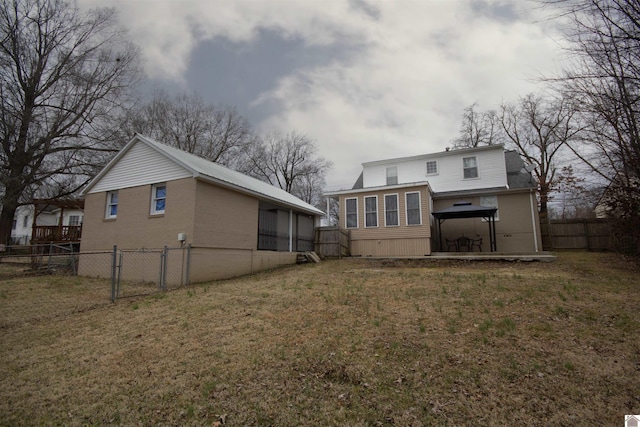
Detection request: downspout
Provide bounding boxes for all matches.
[529,189,539,252]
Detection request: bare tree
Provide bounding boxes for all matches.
[451,102,503,148]
[121,91,252,168]
[545,0,640,248]
[239,131,332,206]
[500,94,581,219]
[0,0,140,245]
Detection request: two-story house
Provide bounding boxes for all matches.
[324,145,542,256]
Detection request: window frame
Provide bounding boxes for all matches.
[68,215,81,226]
[426,160,438,176]
[150,183,167,215]
[384,193,399,227]
[463,156,479,179]
[345,197,358,229]
[480,195,499,221]
[105,191,118,219]
[364,195,378,228]
[405,191,422,226]
[386,166,398,186]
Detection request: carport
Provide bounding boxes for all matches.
[432,201,498,252]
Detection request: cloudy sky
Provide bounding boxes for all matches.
[79,0,565,190]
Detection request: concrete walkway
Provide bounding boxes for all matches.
[428,252,556,262]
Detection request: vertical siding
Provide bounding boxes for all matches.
[88,141,191,193]
[433,191,541,252]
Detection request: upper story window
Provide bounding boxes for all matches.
[480,195,499,221]
[151,183,167,215]
[386,166,398,185]
[23,215,29,228]
[463,156,478,179]
[426,160,438,175]
[345,198,358,229]
[365,196,378,227]
[105,191,118,219]
[406,192,421,225]
[384,194,399,226]
[68,215,81,226]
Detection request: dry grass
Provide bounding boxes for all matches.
[0,252,639,426]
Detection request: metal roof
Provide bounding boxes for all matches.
[432,201,497,219]
[86,134,324,216]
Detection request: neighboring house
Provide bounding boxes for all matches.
[10,200,84,245]
[79,134,324,283]
[324,145,542,256]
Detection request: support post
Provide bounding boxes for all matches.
[110,245,117,303]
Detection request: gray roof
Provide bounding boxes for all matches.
[505,150,536,188]
[89,134,324,216]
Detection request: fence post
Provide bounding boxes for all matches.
[160,246,168,291]
[110,245,117,303]
[186,244,191,286]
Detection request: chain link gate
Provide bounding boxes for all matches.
[110,245,191,302]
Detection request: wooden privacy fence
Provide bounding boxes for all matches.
[540,218,613,251]
[315,227,350,258]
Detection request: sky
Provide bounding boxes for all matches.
[79,0,566,191]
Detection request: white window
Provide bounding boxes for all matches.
[384,194,399,226]
[105,191,118,219]
[150,183,167,215]
[386,166,398,185]
[68,215,80,226]
[345,198,358,229]
[426,160,438,175]
[365,196,378,227]
[480,195,499,221]
[463,156,478,179]
[23,215,29,228]
[405,192,421,225]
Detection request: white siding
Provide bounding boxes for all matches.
[88,142,191,194]
[362,147,507,192]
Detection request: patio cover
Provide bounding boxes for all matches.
[432,201,498,252]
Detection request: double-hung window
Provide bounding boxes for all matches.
[365,196,378,227]
[405,192,421,225]
[151,184,167,215]
[480,195,499,221]
[68,215,80,226]
[105,191,118,219]
[386,166,398,185]
[463,156,478,179]
[384,194,399,226]
[345,198,358,229]
[426,160,438,175]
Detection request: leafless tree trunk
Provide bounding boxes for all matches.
[452,102,503,148]
[120,91,252,168]
[544,0,640,250]
[0,0,140,245]
[239,131,332,208]
[500,94,581,219]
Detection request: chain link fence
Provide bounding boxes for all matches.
[0,244,191,301]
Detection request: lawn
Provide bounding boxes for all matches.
[0,252,638,426]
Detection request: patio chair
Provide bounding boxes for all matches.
[471,237,483,252]
[457,236,472,252]
[445,238,458,252]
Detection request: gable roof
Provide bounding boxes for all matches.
[83,134,324,216]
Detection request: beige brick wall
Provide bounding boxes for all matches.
[81,178,197,251]
[192,180,259,249]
